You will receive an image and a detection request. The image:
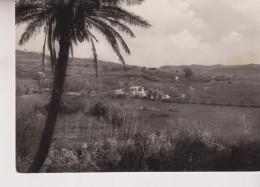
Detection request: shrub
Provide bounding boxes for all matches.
[42,147,79,172]
[42,144,101,172]
[150,113,169,118]
[144,131,173,171]
[16,78,40,95]
[183,67,193,78]
[116,139,146,171]
[168,108,178,112]
[110,65,123,72]
[89,103,108,120]
[43,139,123,172]
[38,78,52,90]
[59,95,85,114]
[207,141,260,171]
[64,78,84,92]
[142,74,158,82]
[92,138,122,171]
[169,132,217,171]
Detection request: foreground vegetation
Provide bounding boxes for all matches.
[17,126,260,172]
[44,133,260,172]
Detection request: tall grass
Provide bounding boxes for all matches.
[106,103,139,139]
[53,102,142,146]
[16,98,46,172]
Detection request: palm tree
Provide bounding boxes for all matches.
[16,0,151,172]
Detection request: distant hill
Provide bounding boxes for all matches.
[17,50,260,80]
[159,63,260,80]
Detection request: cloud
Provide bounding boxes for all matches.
[120,0,214,66]
[123,29,219,67]
[126,0,207,36]
[122,0,260,66]
[16,0,260,67]
[186,0,260,41]
[220,32,243,43]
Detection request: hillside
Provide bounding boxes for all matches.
[16,50,260,106]
[17,49,260,80]
[160,63,260,82]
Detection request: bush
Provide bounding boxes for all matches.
[16,78,40,95]
[150,113,169,118]
[64,78,84,92]
[169,132,217,171]
[142,74,158,82]
[183,67,193,78]
[109,65,123,72]
[59,95,85,114]
[43,139,123,172]
[40,129,217,172]
[89,103,108,120]
[116,139,146,171]
[211,141,260,171]
[38,78,52,90]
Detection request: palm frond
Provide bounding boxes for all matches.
[96,5,151,28]
[52,39,57,68]
[70,41,74,57]
[42,29,47,73]
[86,17,127,68]
[19,19,45,45]
[99,17,135,38]
[124,0,145,6]
[16,1,53,25]
[47,20,57,72]
[88,17,131,55]
[101,0,145,6]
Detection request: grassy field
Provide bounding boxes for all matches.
[16,50,260,172]
[17,94,260,146]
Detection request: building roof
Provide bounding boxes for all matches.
[129,86,143,89]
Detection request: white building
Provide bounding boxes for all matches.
[179,94,186,99]
[174,76,180,81]
[161,94,170,100]
[113,88,127,95]
[38,71,46,78]
[129,86,147,97]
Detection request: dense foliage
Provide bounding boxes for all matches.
[40,130,260,172]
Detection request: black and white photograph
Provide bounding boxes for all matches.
[15,0,260,173]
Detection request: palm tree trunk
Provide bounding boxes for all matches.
[28,28,71,173]
[48,21,56,72]
[42,33,47,74]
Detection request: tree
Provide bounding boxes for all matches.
[183,67,193,78]
[16,0,151,172]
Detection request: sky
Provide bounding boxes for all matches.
[15,0,260,67]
